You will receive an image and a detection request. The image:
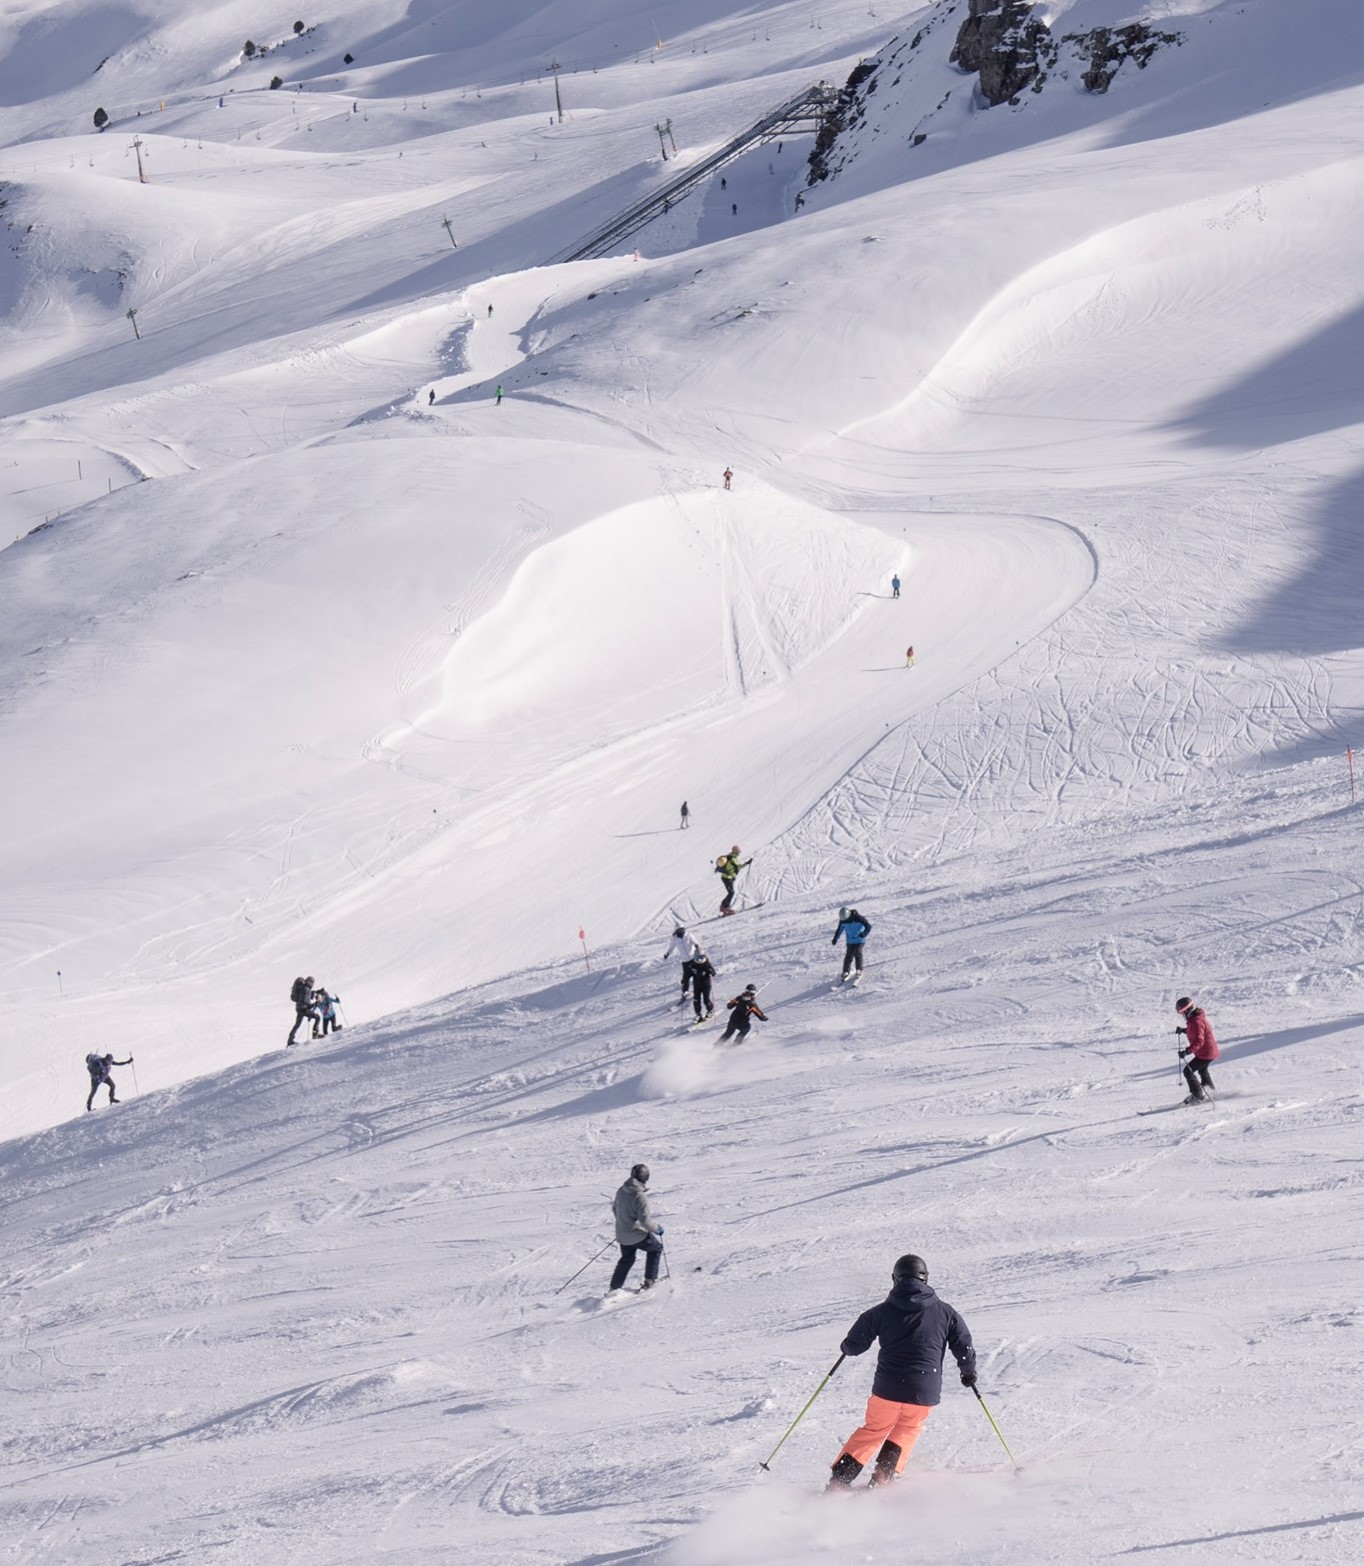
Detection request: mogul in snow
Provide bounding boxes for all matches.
[85,1051,133,1112]
[608,1163,664,1293]
[714,846,751,915]
[832,906,871,981]
[828,1253,977,1490]
[720,983,766,1043]
[1176,995,1220,1103]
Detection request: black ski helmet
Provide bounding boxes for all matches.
[631,1163,650,1184]
[744,983,756,994]
[1175,996,1194,1014]
[673,926,685,938]
[892,1253,928,1283]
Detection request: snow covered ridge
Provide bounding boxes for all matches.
[810,0,1189,184]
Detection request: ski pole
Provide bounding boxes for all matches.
[338,1002,350,1028]
[663,1243,671,1281]
[553,1239,615,1295]
[972,1385,1020,1472]
[130,1059,140,1096]
[759,1354,844,1471]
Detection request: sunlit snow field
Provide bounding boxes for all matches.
[1,0,1362,1561]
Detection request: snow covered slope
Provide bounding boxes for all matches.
[4,763,1362,1564]
[2,0,1363,1554]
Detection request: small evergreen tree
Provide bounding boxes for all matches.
[293,20,305,35]
[243,39,256,57]
[343,52,353,64]
[93,107,109,131]
[270,75,283,89]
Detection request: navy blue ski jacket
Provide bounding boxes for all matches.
[839,1278,976,1405]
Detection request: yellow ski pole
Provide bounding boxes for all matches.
[972,1385,1021,1472]
[759,1355,844,1471]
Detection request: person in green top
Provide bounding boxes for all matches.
[714,845,752,915]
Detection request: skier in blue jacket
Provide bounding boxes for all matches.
[828,1254,977,1489]
[831,907,871,980]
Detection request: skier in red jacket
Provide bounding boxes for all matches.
[1175,996,1219,1103]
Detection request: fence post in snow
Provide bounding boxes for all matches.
[1349,747,1356,804]
[579,928,591,971]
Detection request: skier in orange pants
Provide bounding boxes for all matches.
[828,1253,977,1489]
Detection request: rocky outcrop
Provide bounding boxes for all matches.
[808,60,878,184]
[950,0,1055,106]
[1072,23,1181,94]
[951,1,1181,107]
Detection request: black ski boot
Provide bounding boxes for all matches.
[826,1454,863,1491]
[868,1441,902,1487]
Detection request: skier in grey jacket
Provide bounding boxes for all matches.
[609,1163,664,1292]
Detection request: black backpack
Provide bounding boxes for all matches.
[290,976,308,1005]
[85,1052,105,1077]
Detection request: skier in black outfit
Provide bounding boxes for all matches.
[680,800,690,829]
[687,952,716,1020]
[828,1253,977,1490]
[85,1051,133,1111]
[720,984,766,1043]
[287,976,318,1046]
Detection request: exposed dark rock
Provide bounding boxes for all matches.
[807,59,877,183]
[1069,23,1182,93]
[951,0,1055,105]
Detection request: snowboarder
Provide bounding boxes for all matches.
[680,799,690,829]
[315,987,341,1037]
[723,467,733,491]
[608,1163,664,1292]
[891,574,900,598]
[495,384,504,405]
[720,984,766,1043]
[1176,995,1220,1102]
[85,1051,133,1112]
[688,951,716,1020]
[714,846,751,914]
[287,975,319,1047]
[665,926,700,1003]
[832,907,872,980]
[905,645,915,668]
[828,1253,977,1490]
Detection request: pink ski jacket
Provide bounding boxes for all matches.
[1184,1007,1219,1061]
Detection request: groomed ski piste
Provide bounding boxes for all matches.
[2,0,1363,1560]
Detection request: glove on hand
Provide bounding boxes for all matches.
[960,1370,978,1388]
[1178,1049,1189,1059]
[655,1227,664,1238]
[1175,1026,1187,1036]
[831,937,838,946]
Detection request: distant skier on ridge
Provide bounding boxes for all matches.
[827,1253,977,1490]
[891,574,900,598]
[287,976,319,1047]
[1175,995,1220,1103]
[85,1051,133,1112]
